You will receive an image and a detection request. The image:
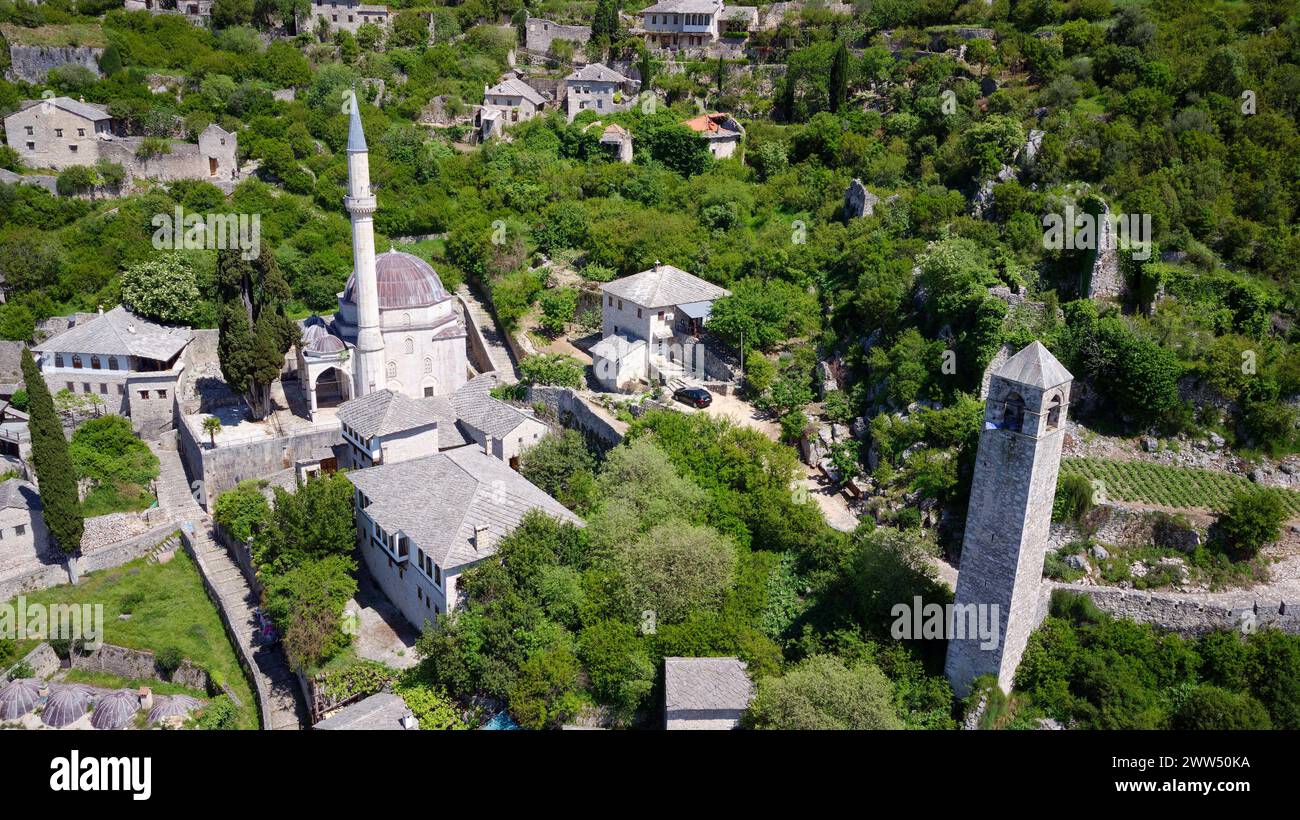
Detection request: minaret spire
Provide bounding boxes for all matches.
[345,94,384,398]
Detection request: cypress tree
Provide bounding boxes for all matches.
[829,40,849,113]
[216,243,298,420]
[20,348,83,559]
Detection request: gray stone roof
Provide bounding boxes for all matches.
[337,389,443,439]
[346,446,582,570]
[0,478,40,512]
[32,306,192,363]
[451,374,536,439]
[996,341,1072,389]
[343,250,452,310]
[16,97,111,122]
[590,334,644,361]
[640,0,721,14]
[426,395,470,449]
[314,692,411,730]
[347,94,367,153]
[565,63,631,84]
[664,657,753,712]
[601,263,730,309]
[0,341,24,383]
[485,78,547,107]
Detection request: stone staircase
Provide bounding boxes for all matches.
[457,283,520,382]
[149,439,308,731]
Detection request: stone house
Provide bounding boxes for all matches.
[123,0,214,25]
[597,122,633,163]
[664,657,753,729]
[681,112,743,159]
[638,0,724,49]
[718,5,758,37]
[32,306,193,436]
[0,478,47,560]
[450,374,549,470]
[592,263,730,391]
[304,0,391,35]
[336,388,466,470]
[477,77,549,141]
[564,63,636,122]
[346,446,582,627]
[2,97,114,171]
[3,99,238,185]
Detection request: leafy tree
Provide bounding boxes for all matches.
[1217,488,1285,559]
[1173,686,1271,730]
[212,0,255,28]
[708,277,820,352]
[577,619,654,716]
[213,480,271,544]
[519,429,598,512]
[393,678,466,730]
[639,121,712,177]
[263,554,358,669]
[56,166,98,198]
[0,303,35,341]
[20,349,83,559]
[256,471,356,574]
[215,243,299,419]
[508,640,583,729]
[120,255,201,325]
[744,655,903,730]
[69,415,160,490]
[538,287,578,335]
[616,522,736,623]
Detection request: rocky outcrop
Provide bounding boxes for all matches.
[844,178,880,218]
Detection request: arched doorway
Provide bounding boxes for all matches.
[314,367,351,410]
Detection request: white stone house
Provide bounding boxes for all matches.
[477,78,548,141]
[682,112,744,159]
[664,657,753,729]
[592,263,730,391]
[123,0,214,25]
[33,306,192,435]
[336,388,466,470]
[0,478,47,560]
[564,63,636,122]
[597,123,634,163]
[346,447,582,628]
[718,5,759,37]
[638,0,723,49]
[304,0,391,35]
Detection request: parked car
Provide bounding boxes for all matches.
[672,386,712,408]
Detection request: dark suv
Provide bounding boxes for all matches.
[672,386,712,408]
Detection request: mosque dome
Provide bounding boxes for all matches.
[343,249,451,310]
[301,318,347,355]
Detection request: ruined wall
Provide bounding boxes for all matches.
[177,417,342,510]
[525,19,591,55]
[71,642,211,691]
[1042,583,1300,636]
[4,44,103,84]
[525,385,625,450]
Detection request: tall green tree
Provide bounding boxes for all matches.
[829,41,849,113]
[215,244,299,420]
[20,349,83,573]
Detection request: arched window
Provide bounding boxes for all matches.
[107,356,119,371]
[423,357,432,375]
[90,355,101,370]
[1046,394,1063,431]
[404,337,414,355]
[403,312,411,327]
[1001,393,1025,432]
[71,354,83,369]
[386,361,396,379]
[55,353,65,368]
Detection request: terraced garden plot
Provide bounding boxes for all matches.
[1059,458,1300,517]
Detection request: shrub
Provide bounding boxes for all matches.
[1217,488,1285,559]
[520,353,584,387]
[1173,686,1272,730]
[1053,473,1095,522]
[155,647,185,677]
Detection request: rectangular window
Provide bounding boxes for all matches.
[82,383,90,393]
[15,524,25,536]
[25,142,34,151]
[155,389,167,399]
[67,382,75,392]
[117,384,124,395]
[99,383,107,394]
[617,299,623,310]
[69,145,77,153]
[658,311,665,320]
[139,391,149,399]
[55,129,63,138]
[78,128,85,137]
[637,308,642,318]
[24,126,32,136]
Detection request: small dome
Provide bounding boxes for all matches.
[42,684,90,728]
[343,250,451,310]
[148,694,202,724]
[302,319,347,355]
[0,678,40,720]
[91,689,140,730]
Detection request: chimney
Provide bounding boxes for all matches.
[473,524,490,551]
[401,712,419,730]
[97,304,103,315]
[137,686,153,711]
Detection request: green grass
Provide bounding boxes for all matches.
[81,482,157,517]
[1060,458,1300,517]
[7,544,258,729]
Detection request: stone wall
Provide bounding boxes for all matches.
[525,385,625,450]
[0,522,177,601]
[1044,583,1300,636]
[177,416,342,510]
[70,642,211,691]
[4,44,103,84]
[525,19,591,55]
[2,641,59,679]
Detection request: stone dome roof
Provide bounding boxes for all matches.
[301,318,346,355]
[343,250,451,310]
